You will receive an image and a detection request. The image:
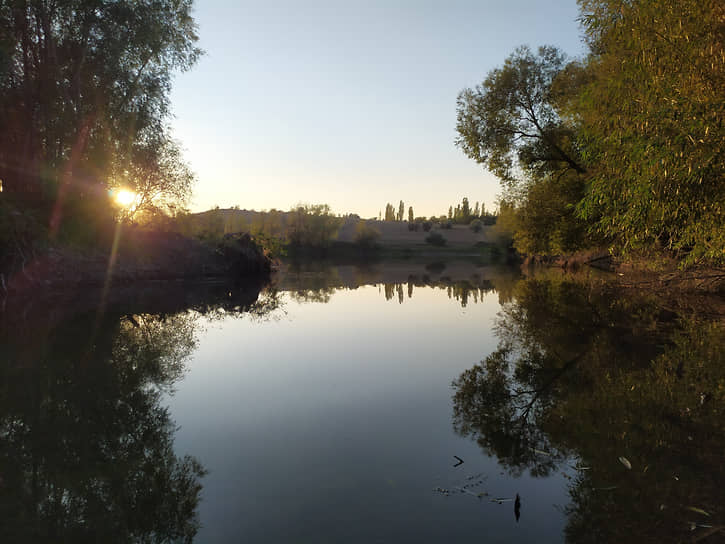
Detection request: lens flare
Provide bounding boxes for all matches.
[115,189,136,207]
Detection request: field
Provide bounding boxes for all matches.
[335,217,498,247]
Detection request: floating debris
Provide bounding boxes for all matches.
[491,497,513,503]
[618,456,632,470]
[533,448,552,456]
[688,521,714,531]
[593,485,618,491]
[686,506,711,517]
[454,486,482,498]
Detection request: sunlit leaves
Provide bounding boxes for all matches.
[576,0,725,263]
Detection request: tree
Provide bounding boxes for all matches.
[456,45,586,193]
[0,0,201,232]
[354,220,381,249]
[287,204,341,247]
[384,203,395,221]
[397,200,405,222]
[456,45,592,252]
[461,197,471,223]
[408,206,414,223]
[448,206,453,220]
[576,0,724,263]
[114,133,195,221]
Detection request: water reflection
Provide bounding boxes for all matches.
[277,260,515,308]
[452,279,725,542]
[0,280,276,543]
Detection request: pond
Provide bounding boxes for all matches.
[0,261,723,543]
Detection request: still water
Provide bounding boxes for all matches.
[1,261,723,543]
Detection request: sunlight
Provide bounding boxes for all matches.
[115,189,136,207]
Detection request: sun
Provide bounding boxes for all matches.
[115,189,136,207]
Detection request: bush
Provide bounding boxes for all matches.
[422,221,433,232]
[354,221,381,248]
[425,231,446,246]
[408,222,419,232]
[470,218,483,233]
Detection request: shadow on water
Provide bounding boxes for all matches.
[0,279,278,543]
[452,278,725,543]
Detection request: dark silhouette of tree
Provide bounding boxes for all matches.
[0,310,206,542]
[0,0,201,223]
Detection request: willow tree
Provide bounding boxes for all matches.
[576,0,724,264]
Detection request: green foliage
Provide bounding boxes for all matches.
[456,45,586,190]
[354,220,381,249]
[384,203,396,221]
[425,231,446,246]
[510,173,590,254]
[0,0,200,244]
[456,2,723,264]
[287,204,341,248]
[576,0,724,264]
[469,218,483,233]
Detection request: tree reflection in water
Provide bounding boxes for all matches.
[0,282,278,543]
[452,280,725,542]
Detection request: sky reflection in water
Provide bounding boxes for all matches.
[166,278,572,543]
[3,265,721,542]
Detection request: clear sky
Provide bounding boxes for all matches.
[170,0,586,218]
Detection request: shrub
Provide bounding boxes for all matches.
[425,231,446,246]
[470,218,483,233]
[354,221,381,248]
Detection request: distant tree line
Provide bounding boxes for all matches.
[173,204,343,252]
[456,0,723,265]
[381,197,497,229]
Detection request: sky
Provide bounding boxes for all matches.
[170,0,586,218]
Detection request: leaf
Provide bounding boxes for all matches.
[686,506,711,517]
[618,456,632,470]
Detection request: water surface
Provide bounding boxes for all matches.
[1,262,722,543]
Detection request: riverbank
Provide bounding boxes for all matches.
[521,249,725,295]
[1,226,271,296]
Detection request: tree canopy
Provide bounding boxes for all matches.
[0,0,200,234]
[456,1,724,264]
